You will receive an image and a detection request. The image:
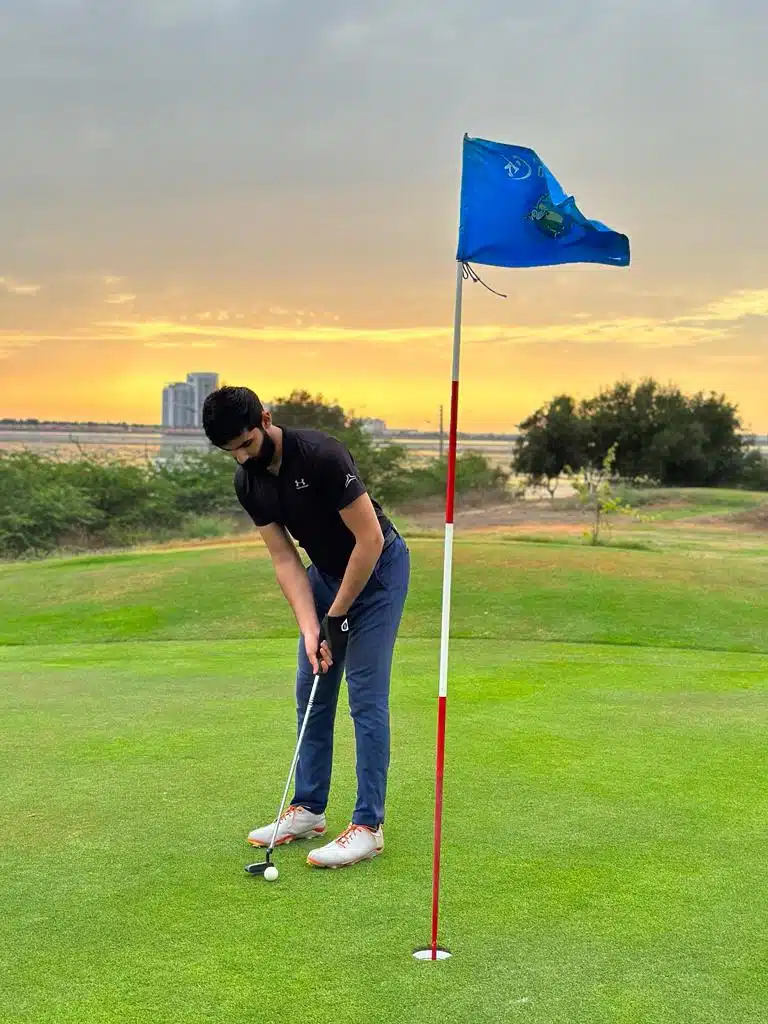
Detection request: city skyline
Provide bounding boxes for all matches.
[1,3,766,433]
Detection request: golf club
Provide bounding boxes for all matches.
[245,669,322,878]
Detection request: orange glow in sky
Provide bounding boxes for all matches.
[2,5,767,432]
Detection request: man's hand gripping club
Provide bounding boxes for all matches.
[304,614,350,675]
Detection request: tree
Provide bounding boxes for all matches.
[579,378,662,482]
[268,390,354,434]
[513,395,585,498]
[517,379,751,490]
[740,449,768,491]
[581,380,748,486]
[566,444,651,545]
[686,391,745,486]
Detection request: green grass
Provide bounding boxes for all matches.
[613,486,765,510]
[1,533,767,1023]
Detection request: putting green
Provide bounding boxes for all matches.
[1,539,766,1023]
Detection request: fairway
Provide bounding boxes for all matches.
[1,532,767,1023]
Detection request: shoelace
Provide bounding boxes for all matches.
[277,806,301,825]
[336,824,369,848]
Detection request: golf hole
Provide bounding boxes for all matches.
[413,948,452,961]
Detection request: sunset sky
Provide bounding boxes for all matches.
[1,0,766,432]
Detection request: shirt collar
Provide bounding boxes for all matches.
[277,424,296,463]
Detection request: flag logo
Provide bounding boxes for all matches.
[528,194,571,240]
[504,156,531,180]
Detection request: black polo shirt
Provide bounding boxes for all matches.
[234,426,393,579]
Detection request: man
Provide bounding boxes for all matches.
[202,386,410,869]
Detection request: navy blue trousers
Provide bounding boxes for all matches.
[291,535,410,828]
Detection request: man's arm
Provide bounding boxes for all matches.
[328,493,385,616]
[259,524,330,673]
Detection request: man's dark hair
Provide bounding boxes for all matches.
[202,386,265,448]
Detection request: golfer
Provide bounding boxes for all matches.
[202,386,410,869]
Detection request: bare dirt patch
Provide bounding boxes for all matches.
[722,505,768,531]
[399,495,587,533]
[400,494,768,536]
[677,505,768,532]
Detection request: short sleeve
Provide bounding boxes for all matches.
[234,467,280,527]
[313,439,367,511]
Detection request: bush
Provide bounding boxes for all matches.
[739,450,768,491]
[393,451,509,503]
[0,440,510,560]
[0,449,194,558]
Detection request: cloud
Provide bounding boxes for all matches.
[105,293,136,305]
[97,285,767,351]
[0,329,74,357]
[686,289,768,323]
[100,315,693,349]
[143,339,218,349]
[0,277,41,296]
[1,283,764,361]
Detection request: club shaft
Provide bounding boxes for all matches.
[267,672,321,853]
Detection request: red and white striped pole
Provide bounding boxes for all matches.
[415,261,464,962]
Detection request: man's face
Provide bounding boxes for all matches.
[222,425,266,465]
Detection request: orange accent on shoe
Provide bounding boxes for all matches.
[306,823,382,867]
[307,845,382,868]
[247,806,324,847]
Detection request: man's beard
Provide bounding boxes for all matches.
[243,428,276,475]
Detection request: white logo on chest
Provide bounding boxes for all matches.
[295,478,309,490]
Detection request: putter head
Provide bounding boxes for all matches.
[244,850,273,876]
[244,861,269,876]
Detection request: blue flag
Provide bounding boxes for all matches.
[457,135,630,269]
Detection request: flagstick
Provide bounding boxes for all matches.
[430,260,464,960]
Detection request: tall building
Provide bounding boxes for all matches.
[161,372,219,428]
[186,373,219,427]
[161,382,196,428]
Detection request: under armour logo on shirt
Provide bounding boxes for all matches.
[295,478,309,490]
[344,473,357,488]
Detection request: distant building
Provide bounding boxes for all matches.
[361,418,387,436]
[161,372,219,428]
[186,373,219,426]
[162,382,196,428]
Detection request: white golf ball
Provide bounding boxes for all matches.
[264,865,279,882]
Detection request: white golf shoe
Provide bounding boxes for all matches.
[307,823,384,869]
[247,805,327,848]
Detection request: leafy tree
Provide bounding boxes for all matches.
[513,395,585,497]
[739,450,768,491]
[516,379,754,490]
[579,379,660,481]
[269,390,352,435]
